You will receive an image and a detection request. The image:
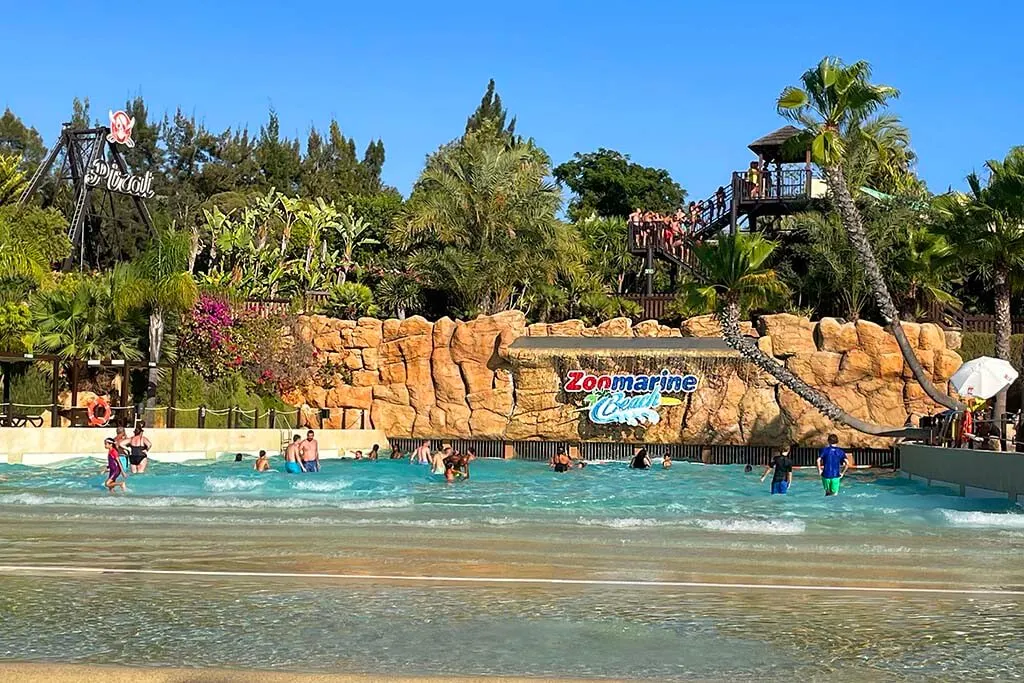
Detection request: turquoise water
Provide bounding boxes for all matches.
[0,456,1019,534]
[1,457,1024,680]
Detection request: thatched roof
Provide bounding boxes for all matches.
[748,125,807,163]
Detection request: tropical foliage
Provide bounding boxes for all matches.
[2,70,1023,429]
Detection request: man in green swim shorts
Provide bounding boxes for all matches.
[817,433,849,496]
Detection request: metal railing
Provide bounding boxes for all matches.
[732,167,812,203]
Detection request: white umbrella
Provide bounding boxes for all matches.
[949,356,1019,400]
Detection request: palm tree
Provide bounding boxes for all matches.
[778,57,959,410]
[0,216,48,288]
[576,215,641,294]
[0,154,28,206]
[684,232,903,436]
[937,147,1024,421]
[399,131,565,315]
[115,229,199,406]
[27,276,144,404]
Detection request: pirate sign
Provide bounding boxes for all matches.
[106,110,136,148]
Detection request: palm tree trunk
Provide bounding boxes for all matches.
[993,265,1012,424]
[720,301,906,436]
[146,309,164,410]
[823,163,961,410]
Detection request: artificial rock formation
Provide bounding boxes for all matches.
[284,312,962,448]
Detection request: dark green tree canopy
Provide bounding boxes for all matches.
[0,108,47,169]
[465,78,516,139]
[554,148,686,220]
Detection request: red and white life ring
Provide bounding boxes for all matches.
[87,396,111,427]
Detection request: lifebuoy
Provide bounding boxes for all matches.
[87,397,111,427]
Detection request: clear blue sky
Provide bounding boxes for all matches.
[4,0,1022,201]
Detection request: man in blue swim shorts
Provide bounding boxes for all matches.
[760,447,793,494]
[299,430,320,472]
[284,434,303,474]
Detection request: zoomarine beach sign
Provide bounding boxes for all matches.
[564,370,699,427]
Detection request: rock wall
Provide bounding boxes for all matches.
[284,312,962,448]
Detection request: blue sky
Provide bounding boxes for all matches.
[4,0,1022,202]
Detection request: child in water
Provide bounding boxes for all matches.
[103,438,127,492]
[254,450,271,472]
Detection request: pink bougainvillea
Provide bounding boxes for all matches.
[178,294,319,394]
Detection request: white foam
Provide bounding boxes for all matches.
[203,476,264,492]
[940,509,1024,529]
[291,479,353,492]
[688,518,806,534]
[576,517,670,528]
[0,492,413,511]
[573,516,805,534]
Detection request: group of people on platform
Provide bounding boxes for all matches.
[627,189,729,259]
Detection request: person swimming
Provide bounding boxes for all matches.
[662,450,672,469]
[630,448,651,470]
[549,447,572,473]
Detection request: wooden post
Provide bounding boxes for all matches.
[198,406,206,429]
[228,405,236,429]
[730,174,739,234]
[295,406,302,428]
[69,361,79,417]
[1,362,11,424]
[122,364,131,425]
[168,365,178,428]
[268,408,276,429]
[50,358,60,427]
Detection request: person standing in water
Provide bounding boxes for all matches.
[300,430,320,472]
[368,444,380,460]
[761,447,794,495]
[284,435,303,474]
[817,434,849,496]
[662,450,673,469]
[630,448,651,470]
[103,438,127,492]
[549,447,572,473]
[127,427,151,474]
[431,447,450,476]
[412,440,431,465]
[254,450,271,472]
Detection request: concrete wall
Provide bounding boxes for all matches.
[0,428,389,466]
[900,444,1024,503]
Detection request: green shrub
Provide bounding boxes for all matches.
[324,282,377,319]
[156,368,296,428]
[959,332,1024,373]
[10,365,51,409]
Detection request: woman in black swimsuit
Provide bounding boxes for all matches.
[128,426,152,474]
[630,448,651,470]
[550,447,572,473]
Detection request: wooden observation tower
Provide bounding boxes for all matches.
[628,126,824,293]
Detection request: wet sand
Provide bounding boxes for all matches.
[1,663,609,683]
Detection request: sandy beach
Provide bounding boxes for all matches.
[1,663,611,683]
